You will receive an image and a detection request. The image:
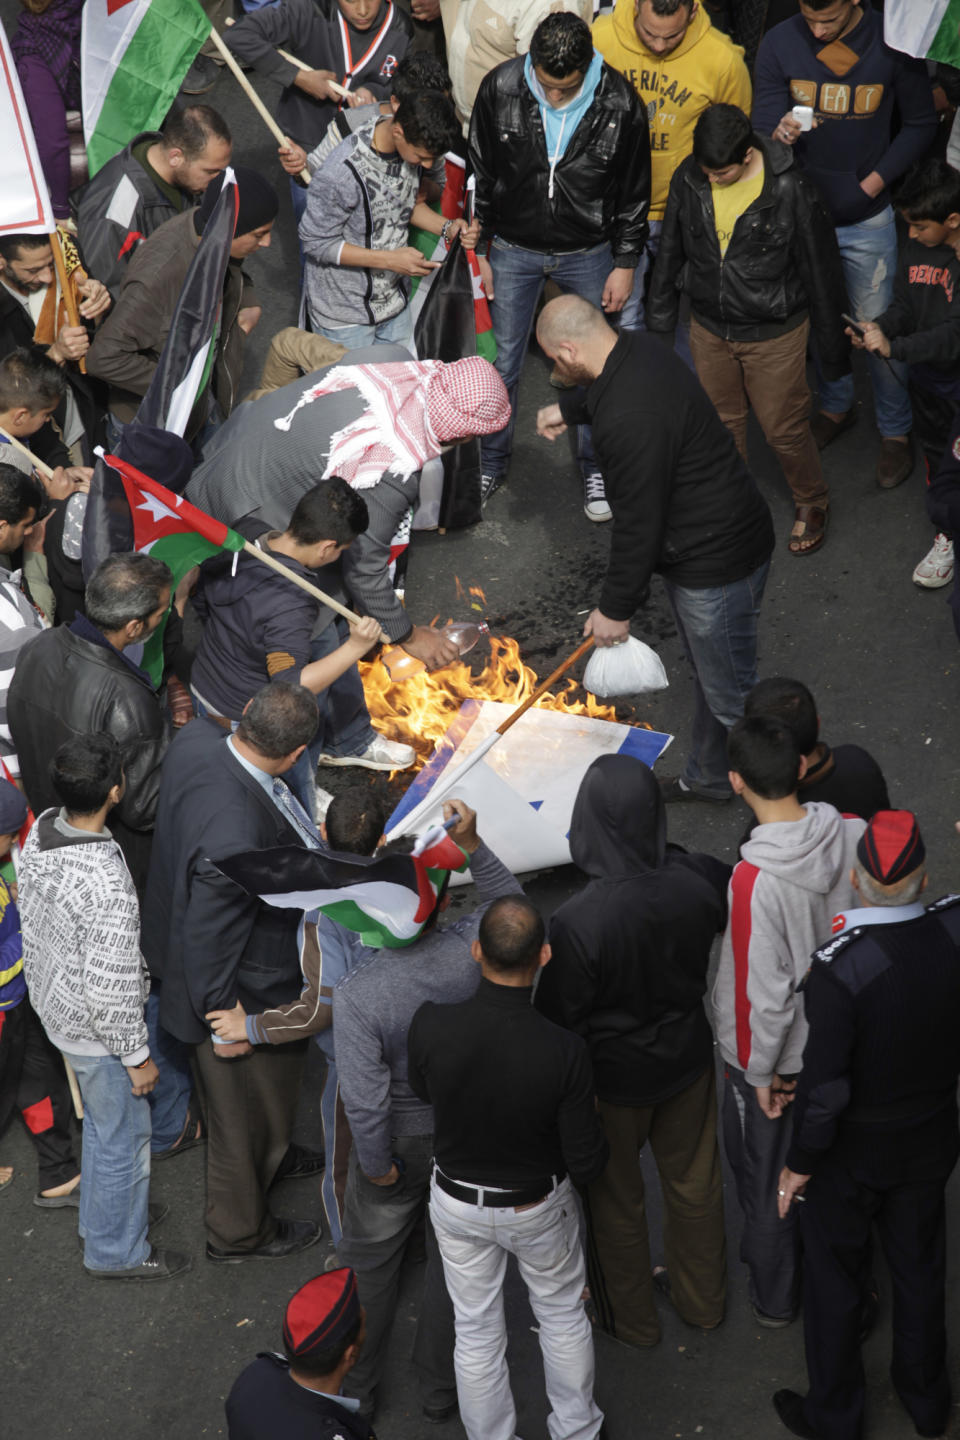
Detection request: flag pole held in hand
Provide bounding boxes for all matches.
[207,27,312,184]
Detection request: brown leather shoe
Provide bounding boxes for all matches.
[876,436,914,489]
[809,409,856,450]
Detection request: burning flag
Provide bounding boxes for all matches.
[82,0,211,176]
[212,828,469,949]
[0,18,54,235]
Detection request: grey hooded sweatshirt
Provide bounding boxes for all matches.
[712,801,866,1088]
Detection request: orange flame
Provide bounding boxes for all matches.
[361,634,625,768]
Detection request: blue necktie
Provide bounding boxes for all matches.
[271,777,322,849]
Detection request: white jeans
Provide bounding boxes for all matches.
[429,1174,603,1440]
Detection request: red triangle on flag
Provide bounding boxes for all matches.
[106,0,139,16]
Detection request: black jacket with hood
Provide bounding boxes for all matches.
[647,135,850,380]
[536,755,730,1107]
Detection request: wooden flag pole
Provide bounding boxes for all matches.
[207,27,312,184]
[48,229,86,376]
[0,429,54,481]
[241,540,391,645]
[63,1056,84,1120]
[223,20,350,95]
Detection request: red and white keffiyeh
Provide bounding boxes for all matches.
[273,356,510,489]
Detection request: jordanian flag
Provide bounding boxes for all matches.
[409,154,495,364]
[137,166,238,436]
[82,0,211,176]
[104,452,244,686]
[214,826,469,949]
[885,0,960,68]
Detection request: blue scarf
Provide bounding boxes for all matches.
[524,50,604,197]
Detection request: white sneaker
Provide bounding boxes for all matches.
[317,734,417,771]
[583,471,611,523]
[912,533,954,588]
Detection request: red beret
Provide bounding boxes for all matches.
[283,1268,360,1357]
[857,810,925,886]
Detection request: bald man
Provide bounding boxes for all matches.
[536,296,774,805]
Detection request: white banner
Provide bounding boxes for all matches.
[0,20,54,236]
[387,700,673,884]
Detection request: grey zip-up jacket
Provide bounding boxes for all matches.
[712,802,866,1087]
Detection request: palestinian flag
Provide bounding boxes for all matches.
[409,153,495,363]
[136,166,238,437]
[213,825,469,949]
[103,452,244,686]
[885,0,960,68]
[82,0,211,176]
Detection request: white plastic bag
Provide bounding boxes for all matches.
[583,636,669,698]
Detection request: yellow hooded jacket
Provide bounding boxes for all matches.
[593,0,751,220]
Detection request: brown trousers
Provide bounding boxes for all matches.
[586,1064,727,1347]
[194,1037,306,1251]
[689,314,827,510]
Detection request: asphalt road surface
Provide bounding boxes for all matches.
[3,36,960,1440]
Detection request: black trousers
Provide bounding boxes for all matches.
[0,1000,78,1189]
[800,1160,952,1440]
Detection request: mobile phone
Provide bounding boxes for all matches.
[842,312,865,338]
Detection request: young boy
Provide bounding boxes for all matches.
[0,346,89,502]
[17,733,190,1280]
[851,159,960,588]
[711,716,865,1327]
[189,478,382,819]
[0,777,80,1206]
[299,90,470,347]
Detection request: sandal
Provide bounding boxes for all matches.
[789,504,828,557]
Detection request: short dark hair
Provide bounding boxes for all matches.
[892,158,960,224]
[287,478,368,548]
[392,52,451,106]
[84,552,172,632]
[284,1315,362,1378]
[529,12,594,78]
[0,463,45,527]
[0,234,49,265]
[727,715,801,800]
[161,103,231,158]
[50,733,123,815]
[235,682,318,758]
[744,677,819,756]
[799,0,850,10]
[325,787,385,855]
[693,104,754,170]
[394,91,460,158]
[0,346,66,414]
[478,896,545,974]
[641,0,694,15]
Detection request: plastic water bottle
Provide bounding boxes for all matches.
[380,621,490,680]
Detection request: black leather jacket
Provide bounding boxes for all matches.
[8,621,168,896]
[647,135,851,380]
[469,56,650,265]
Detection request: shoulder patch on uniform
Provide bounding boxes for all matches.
[813,928,861,965]
[831,911,847,934]
[927,893,960,913]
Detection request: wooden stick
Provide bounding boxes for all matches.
[0,429,54,481]
[495,637,595,737]
[241,540,391,644]
[63,1056,84,1120]
[207,28,312,183]
[223,17,351,93]
[49,229,86,376]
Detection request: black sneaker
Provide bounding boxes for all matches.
[180,54,218,95]
[206,1217,322,1264]
[583,471,611,522]
[480,472,504,507]
[658,776,732,805]
[87,1246,192,1281]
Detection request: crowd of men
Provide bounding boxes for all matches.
[3,0,960,1438]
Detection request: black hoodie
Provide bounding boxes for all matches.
[536,755,730,1106]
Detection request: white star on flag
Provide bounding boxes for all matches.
[136,493,181,524]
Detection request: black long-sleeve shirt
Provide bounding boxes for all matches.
[558,333,774,621]
[407,976,608,1190]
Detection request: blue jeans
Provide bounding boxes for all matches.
[663,558,770,796]
[816,206,912,437]
[621,219,694,367]
[482,238,612,479]
[312,306,414,352]
[145,987,192,1153]
[64,1049,151,1272]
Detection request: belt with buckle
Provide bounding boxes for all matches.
[434,1167,565,1208]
